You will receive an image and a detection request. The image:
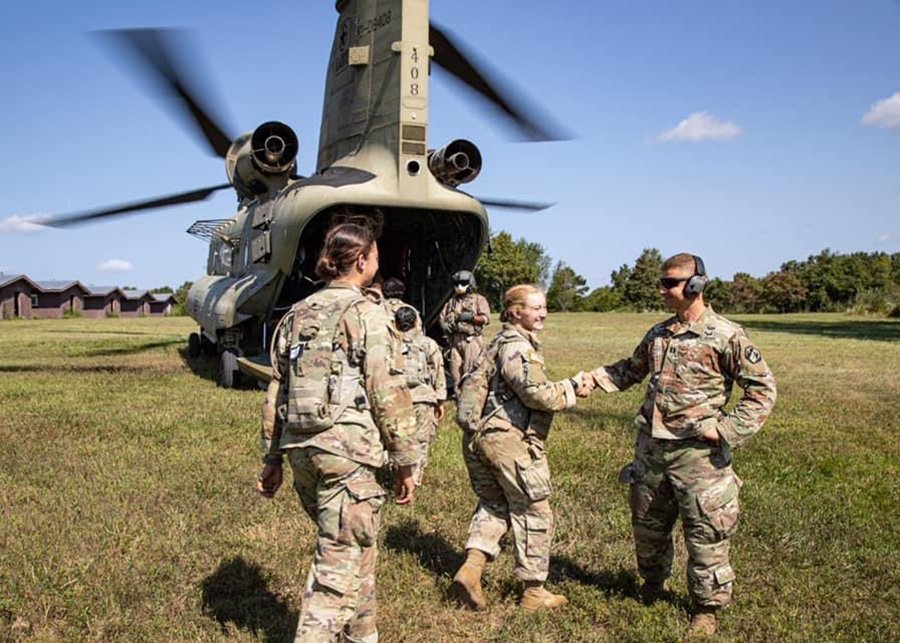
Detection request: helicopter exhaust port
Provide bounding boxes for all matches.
[250,121,299,174]
[428,139,482,187]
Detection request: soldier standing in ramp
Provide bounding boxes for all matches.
[256,222,419,643]
[439,270,491,394]
[585,253,776,636]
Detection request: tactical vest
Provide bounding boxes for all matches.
[285,293,369,434]
[455,329,518,433]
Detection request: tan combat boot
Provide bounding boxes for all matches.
[687,605,718,637]
[520,580,568,610]
[639,579,665,605]
[450,549,488,611]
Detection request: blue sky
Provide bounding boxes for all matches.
[1,0,898,290]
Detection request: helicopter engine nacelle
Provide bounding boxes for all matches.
[428,139,482,187]
[226,121,299,197]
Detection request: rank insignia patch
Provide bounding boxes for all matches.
[745,346,761,364]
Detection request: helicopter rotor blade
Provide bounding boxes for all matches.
[429,24,571,142]
[42,183,233,228]
[93,28,235,158]
[476,197,554,212]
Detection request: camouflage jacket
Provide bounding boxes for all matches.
[261,283,419,467]
[439,292,491,338]
[396,325,447,406]
[484,323,577,441]
[590,306,776,448]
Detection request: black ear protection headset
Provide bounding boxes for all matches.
[684,255,708,298]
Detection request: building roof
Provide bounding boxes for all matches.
[151,293,177,303]
[0,273,40,289]
[121,289,150,300]
[34,279,89,293]
[84,285,123,297]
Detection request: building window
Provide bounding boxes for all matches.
[31,294,39,306]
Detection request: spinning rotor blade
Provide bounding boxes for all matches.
[93,29,235,158]
[429,24,570,142]
[476,197,554,212]
[43,183,233,228]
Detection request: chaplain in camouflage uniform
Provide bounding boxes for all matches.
[257,222,419,643]
[452,284,590,611]
[439,270,491,393]
[393,305,447,486]
[586,253,777,636]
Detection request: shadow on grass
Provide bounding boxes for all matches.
[741,319,900,342]
[550,555,691,610]
[80,338,186,356]
[178,347,219,384]
[382,519,464,579]
[201,556,297,643]
[549,555,640,599]
[0,363,147,374]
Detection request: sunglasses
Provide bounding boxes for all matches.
[659,277,690,289]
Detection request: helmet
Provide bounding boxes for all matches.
[452,270,476,290]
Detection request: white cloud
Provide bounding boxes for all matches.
[0,214,51,233]
[861,92,900,130]
[876,232,900,244]
[97,259,134,273]
[658,112,743,142]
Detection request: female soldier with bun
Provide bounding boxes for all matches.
[452,284,590,611]
[256,221,419,642]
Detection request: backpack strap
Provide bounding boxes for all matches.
[325,295,371,422]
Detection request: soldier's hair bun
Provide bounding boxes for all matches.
[316,222,376,280]
[394,305,418,331]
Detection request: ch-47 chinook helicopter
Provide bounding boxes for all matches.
[41,0,567,387]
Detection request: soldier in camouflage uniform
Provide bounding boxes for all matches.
[586,253,777,636]
[452,285,590,611]
[439,270,491,394]
[393,305,447,486]
[257,222,419,643]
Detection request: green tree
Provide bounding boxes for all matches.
[580,286,622,312]
[150,286,173,294]
[475,232,551,310]
[730,273,763,313]
[761,271,808,313]
[172,281,193,316]
[622,248,664,311]
[704,277,733,312]
[546,261,588,312]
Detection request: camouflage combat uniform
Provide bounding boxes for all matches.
[440,292,491,391]
[590,306,776,608]
[397,324,446,486]
[462,323,577,582]
[261,283,418,643]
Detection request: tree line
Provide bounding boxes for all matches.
[149,234,898,318]
[474,232,900,316]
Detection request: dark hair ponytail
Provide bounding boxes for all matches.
[315,223,376,280]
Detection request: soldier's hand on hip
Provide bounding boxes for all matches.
[257,463,283,498]
[394,465,416,505]
[435,403,445,422]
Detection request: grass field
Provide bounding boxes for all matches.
[1,313,898,642]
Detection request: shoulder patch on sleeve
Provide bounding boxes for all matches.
[745,346,762,364]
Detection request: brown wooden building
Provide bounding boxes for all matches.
[120,290,153,317]
[83,286,125,318]
[0,274,39,320]
[32,280,89,319]
[149,293,177,316]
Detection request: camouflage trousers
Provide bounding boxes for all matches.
[410,403,438,487]
[461,427,554,582]
[624,431,742,608]
[448,334,484,392]
[287,447,386,643]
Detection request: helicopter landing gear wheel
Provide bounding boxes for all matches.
[188,332,201,358]
[218,348,242,388]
